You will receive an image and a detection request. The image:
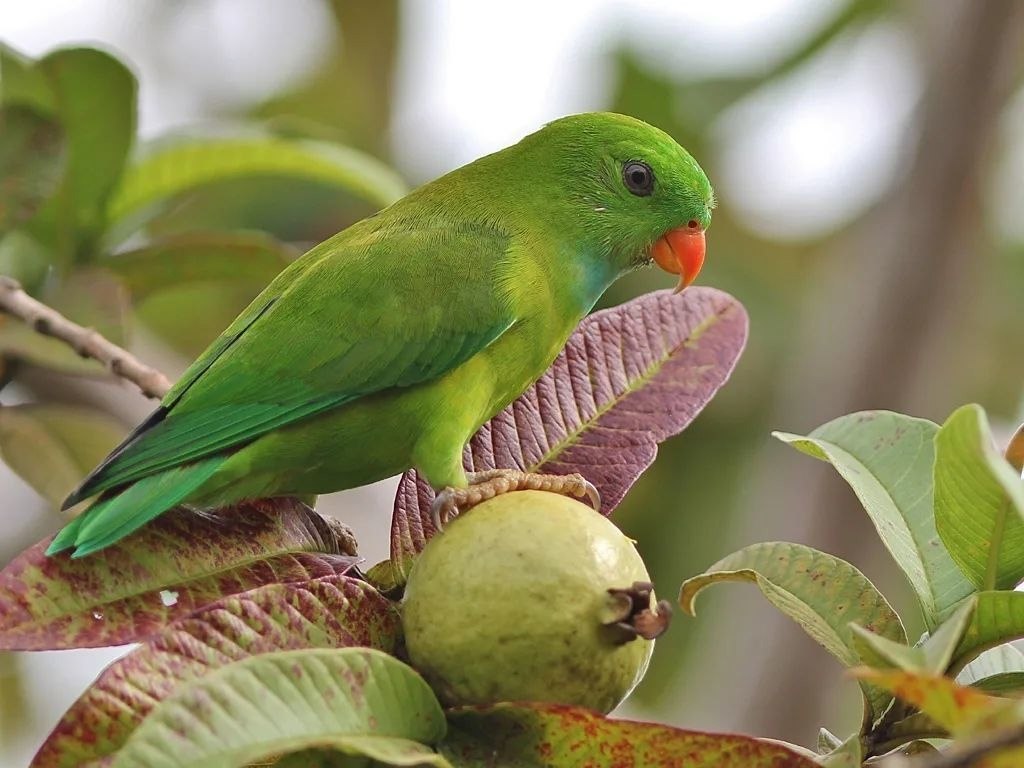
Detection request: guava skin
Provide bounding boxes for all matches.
[401,490,655,713]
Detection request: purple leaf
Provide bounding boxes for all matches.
[32,575,399,768]
[0,498,357,650]
[391,287,748,568]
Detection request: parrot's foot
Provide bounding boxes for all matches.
[430,469,601,531]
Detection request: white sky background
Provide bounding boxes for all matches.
[0,0,999,764]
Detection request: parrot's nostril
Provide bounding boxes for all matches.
[687,220,699,230]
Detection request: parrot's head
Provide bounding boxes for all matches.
[523,112,714,292]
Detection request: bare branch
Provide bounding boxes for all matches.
[0,275,172,400]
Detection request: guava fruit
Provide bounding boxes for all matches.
[401,490,670,713]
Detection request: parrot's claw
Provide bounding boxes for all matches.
[430,469,601,532]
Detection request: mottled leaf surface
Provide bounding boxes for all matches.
[0,404,125,506]
[0,499,357,650]
[679,541,905,726]
[392,287,747,568]
[441,702,817,767]
[34,576,400,768]
[109,648,447,768]
[934,404,1024,591]
[775,411,973,628]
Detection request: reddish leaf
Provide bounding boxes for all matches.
[32,575,399,768]
[0,499,357,650]
[391,287,747,567]
[441,702,817,767]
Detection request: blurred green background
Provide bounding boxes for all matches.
[2,1,1024,766]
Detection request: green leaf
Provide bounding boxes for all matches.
[0,230,52,289]
[29,47,135,250]
[442,703,819,767]
[109,648,448,768]
[0,106,66,231]
[875,711,948,751]
[0,403,124,506]
[34,576,401,768]
[679,541,906,726]
[1006,421,1024,475]
[935,404,1024,591]
[775,411,973,628]
[0,499,357,650]
[960,645,1024,697]
[0,43,56,114]
[920,600,978,674]
[970,672,1024,697]
[105,136,407,235]
[851,599,973,676]
[950,591,1024,675]
[819,734,862,768]
[104,231,296,300]
[850,623,925,671]
[960,643,1024,681]
[852,667,1009,733]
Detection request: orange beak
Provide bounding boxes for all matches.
[651,222,706,293]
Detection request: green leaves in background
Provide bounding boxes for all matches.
[0,499,356,650]
[110,648,448,768]
[104,230,297,300]
[442,703,819,767]
[35,576,400,768]
[775,411,973,628]
[679,540,905,727]
[959,645,1024,697]
[0,404,124,507]
[949,591,1024,676]
[0,106,66,232]
[30,47,135,246]
[934,404,1024,592]
[105,135,407,239]
[0,45,136,253]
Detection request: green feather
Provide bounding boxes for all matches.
[68,457,224,558]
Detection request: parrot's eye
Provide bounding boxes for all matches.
[622,161,654,197]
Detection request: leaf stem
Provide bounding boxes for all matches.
[0,275,171,399]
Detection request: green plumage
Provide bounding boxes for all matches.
[51,112,714,557]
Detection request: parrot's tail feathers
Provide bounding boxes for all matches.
[45,514,86,556]
[50,456,225,559]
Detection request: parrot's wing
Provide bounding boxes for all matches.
[65,223,517,506]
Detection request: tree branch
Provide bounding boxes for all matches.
[0,275,172,400]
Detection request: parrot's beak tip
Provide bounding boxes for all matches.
[651,224,706,294]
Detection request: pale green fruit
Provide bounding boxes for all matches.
[401,490,664,713]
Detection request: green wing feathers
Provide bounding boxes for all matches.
[53,222,518,555]
[48,457,225,558]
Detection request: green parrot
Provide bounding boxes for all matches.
[49,112,713,558]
